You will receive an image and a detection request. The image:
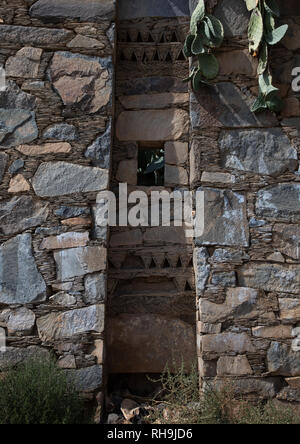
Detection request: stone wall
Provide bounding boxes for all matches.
[0,0,116,409]
[193,0,300,409]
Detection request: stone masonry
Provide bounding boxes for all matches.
[0,0,299,415]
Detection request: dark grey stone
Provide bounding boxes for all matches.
[195,188,249,247]
[8,158,24,175]
[0,109,38,148]
[256,184,300,222]
[190,84,278,129]
[211,271,236,287]
[85,118,111,168]
[214,0,250,38]
[0,152,8,183]
[0,233,47,304]
[209,377,283,399]
[219,128,298,176]
[0,346,50,370]
[54,206,90,219]
[32,162,109,197]
[117,77,188,96]
[211,248,249,264]
[0,25,73,46]
[194,247,210,296]
[66,365,103,391]
[43,123,78,141]
[0,195,49,236]
[268,342,300,376]
[30,0,115,23]
[118,0,189,19]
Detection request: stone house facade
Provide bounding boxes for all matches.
[0,0,299,414]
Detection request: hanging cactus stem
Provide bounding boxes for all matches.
[245,0,288,113]
[182,0,224,91]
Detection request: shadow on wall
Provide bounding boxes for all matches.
[118,0,190,20]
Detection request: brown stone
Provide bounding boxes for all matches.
[279,299,300,322]
[217,355,253,376]
[165,165,188,186]
[201,332,256,354]
[107,314,195,373]
[92,339,103,365]
[40,231,89,250]
[201,171,235,183]
[143,227,191,245]
[116,109,189,141]
[285,377,300,389]
[110,230,143,247]
[282,20,300,51]
[119,93,189,110]
[8,174,30,193]
[5,47,43,78]
[54,246,107,280]
[116,159,137,185]
[58,355,76,369]
[164,141,188,166]
[49,52,111,113]
[281,97,300,118]
[61,217,92,226]
[217,50,258,77]
[17,142,72,156]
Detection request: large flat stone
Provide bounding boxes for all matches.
[118,0,189,19]
[85,118,111,169]
[0,346,50,370]
[49,52,112,114]
[116,109,189,141]
[0,233,47,304]
[0,25,73,46]
[238,263,300,294]
[0,152,8,183]
[279,299,300,322]
[5,47,43,79]
[66,365,103,392]
[32,162,109,197]
[30,0,115,22]
[256,184,300,222]
[273,224,300,260]
[107,314,195,373]
[0,196,49,236]
[54,246,107,280]
[0,81,36,111]
[219,129,297,176]
[84,273,106,304]
[37,305,105,341]
[267,342,300,376]
[119,93,189,110]
[214,0,250,37]
[195,188,249,247]
[117,77,188,96]
[7,307,35,335]
[191,83,277,129]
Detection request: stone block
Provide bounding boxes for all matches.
[37,305,105,341]
[165,141,188,166]
[118,0,189,19]
[5,47,43,79]
[267,342,300,376]
[219,129,297,176]
[40,232,89,250]
[201,332,256,354]
[165,165,188,186]
[256,184,300,222]
[217,355,253,376]
[66,365,103,392]
[119,93,189,110]
[195,188,249,247]
[84,273,106,304]
[17,143,72,156]
[116,109,189,141]
[54,246,107,281]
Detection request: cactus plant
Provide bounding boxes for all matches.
[245,0,288,113]
[183,0,224,91]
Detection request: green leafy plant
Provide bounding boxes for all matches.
[0,359,89,424]
[245,0,288,113]
[183,0,224,90]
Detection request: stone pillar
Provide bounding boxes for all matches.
[0,0,116,411]
[192,0,300,407]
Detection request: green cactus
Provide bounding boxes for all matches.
[245,0,288,113]
[183,0,224,91]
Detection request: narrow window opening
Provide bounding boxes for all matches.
[137,142,164,186]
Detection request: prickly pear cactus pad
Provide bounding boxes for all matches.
[183,0,224,90]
